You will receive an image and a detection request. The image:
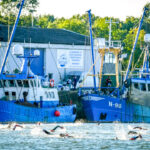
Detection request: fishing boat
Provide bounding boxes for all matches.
[0,0,76,123]
[127,33,150,122]
[79,8,150,122]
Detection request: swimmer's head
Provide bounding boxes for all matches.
[60,133,64,137]
[37,122,41,125]
[139,134,142,139]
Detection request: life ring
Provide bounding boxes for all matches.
[50,79,54,87]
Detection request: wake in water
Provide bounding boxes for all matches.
[113,123,128,140]
[113,123,150,141]
[0,122,149,141]
[0,122,25,131]
[30,124,74,138]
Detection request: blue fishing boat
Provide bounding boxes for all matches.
[79,8,150,122]
[0,0,76,123]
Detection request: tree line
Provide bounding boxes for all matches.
[0,1,150,69]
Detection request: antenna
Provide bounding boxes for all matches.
[106,19,119,48]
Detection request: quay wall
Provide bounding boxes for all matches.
[58,90,85,119]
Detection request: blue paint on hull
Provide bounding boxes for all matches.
[0,100,76,123]
[82,94,150,123]
[27,100,59,108]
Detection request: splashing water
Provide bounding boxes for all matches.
[0,123,150,150]
[113,123,128,140]
[31,127,43,135]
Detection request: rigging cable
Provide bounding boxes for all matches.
[131,49,144,72]
[80,54,100,87]
[48,42,62,80]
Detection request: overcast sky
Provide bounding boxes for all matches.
[36,0,149,21]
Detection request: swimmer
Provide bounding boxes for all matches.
[42,129,73,138]
[50,125,64,132]
[36,122,41,126]
[7,123,12,129]
[128,131,138,135]
[13,124,23,130]
[129,134,142,140]
[43,129,52,135]
[7,122,16,129]
[97,122,101,125]
[133,126,147,130]
[59,133,73,138]
[42,125,64,135]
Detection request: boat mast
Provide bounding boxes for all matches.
[106,19,118,48]
[87,9,97,91]
[0,0,25,75]
[108,19,112,48]
[124,7,147,82]
[142,45,149,73]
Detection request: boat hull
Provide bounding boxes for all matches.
[82,94,150,123]
[0,100,76,123]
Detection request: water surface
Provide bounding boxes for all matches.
[0,123,150,150]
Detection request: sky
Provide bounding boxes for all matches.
[36,0,150,21]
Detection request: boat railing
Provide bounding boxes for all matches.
[121,69,150,79]
[78,86,120,97]
[41,81,52,88]
[105,40,121,48]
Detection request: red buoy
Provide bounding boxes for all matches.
[54,110,60,117]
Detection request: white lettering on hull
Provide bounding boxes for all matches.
[109,101,122,109]
[83,96,104,101]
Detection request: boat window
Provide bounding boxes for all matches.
[3,80,7,87]
[104,52,115,63]
[140,83,146,91]
[148,84,150,91]
[12,92,16,99]
[30,80,34,87]
[5,91,9,100]
[134,83,139,89]
[17,80,23,87]
[8,80,16,87]
[12,92,16,96]
[5,91,9,96]
[0,81,3,88]
[38,80,40,87]
[23,80,29,88]
[34,80,37,87]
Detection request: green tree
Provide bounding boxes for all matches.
[0,0,39,15]
[93,17,109,38]
[142,2,150,33]
[123,17,139,31]
[48,17,87,35]
[37,15,55,28]
[0,0,39,26]
[122,28,145,69]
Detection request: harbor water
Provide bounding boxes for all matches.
[0,123,150,150]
